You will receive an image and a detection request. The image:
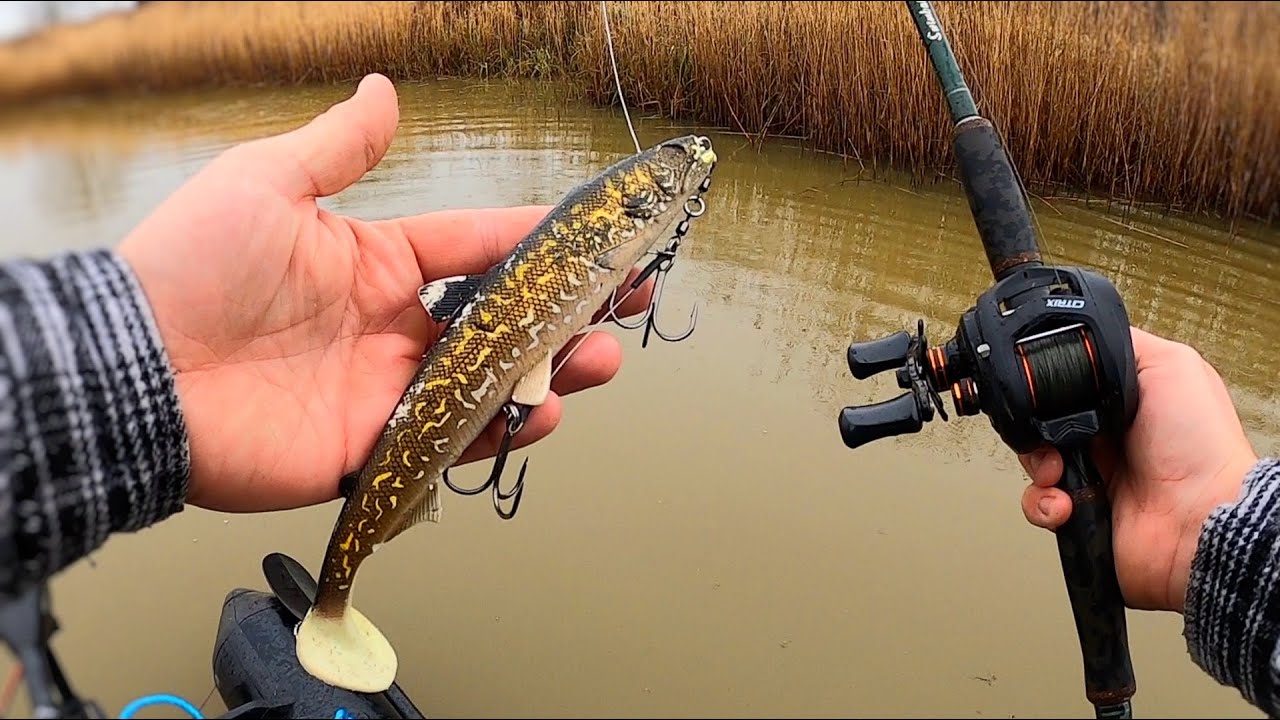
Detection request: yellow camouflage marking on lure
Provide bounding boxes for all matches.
[295,134,718,695]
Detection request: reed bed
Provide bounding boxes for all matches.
[0,1,1275,223]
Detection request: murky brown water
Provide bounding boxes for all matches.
[0,78,1277,719]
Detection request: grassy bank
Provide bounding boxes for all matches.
[0,1,1276,223]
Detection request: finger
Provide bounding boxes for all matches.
[385,204,657,318]
[454,330,630,466]
[455,391,563,467]
[1017,449,1044,477]
[379,205,551,281]
[1022,486,1072,530]
[236,73,400,200]
[1089,435,1122,487]
[1018,447,1064,488]
[549,332,623,397]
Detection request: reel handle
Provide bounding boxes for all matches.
[838,392,926,450]
[847,331,913,381]
[1053,443,1136,719]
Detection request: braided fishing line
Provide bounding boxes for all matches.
[1016,326,1100,420]
[987,110,1057,266]
[979,108,1075,301]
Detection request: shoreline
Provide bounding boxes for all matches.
[0,1,1275,227]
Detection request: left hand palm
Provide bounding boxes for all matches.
[118,74,651,512]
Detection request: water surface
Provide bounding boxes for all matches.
[0,79,1277,719]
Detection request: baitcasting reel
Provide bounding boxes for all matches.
[840,264,1137,457]
[839,262,1140,719]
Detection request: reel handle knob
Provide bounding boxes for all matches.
[837,392,925,449]
[847,331,913,380]
[1054,443,1136,718]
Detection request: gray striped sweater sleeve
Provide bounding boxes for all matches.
[0,249,190,599]
[1184,456,1280,717]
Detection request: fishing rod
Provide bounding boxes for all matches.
[835,2,1139,718]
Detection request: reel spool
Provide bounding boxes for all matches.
[1015,324,1102,422]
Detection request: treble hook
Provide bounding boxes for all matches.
[442,402,529,520]
[613,182,711,348]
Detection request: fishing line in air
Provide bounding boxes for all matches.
[600,0,641,154]
[550,1,652,385]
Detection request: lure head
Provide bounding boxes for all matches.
[643,134,717,207]
[609,134,716,230]
[574,134,717,269]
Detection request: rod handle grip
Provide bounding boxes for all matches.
[1054,445,1136,715]
[952,117,1042,281]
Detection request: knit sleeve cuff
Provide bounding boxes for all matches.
[1183,456,1280,714]
[0,249,190,597]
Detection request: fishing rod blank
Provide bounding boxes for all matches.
[835,3,1140,719]
[904,0,1042,282]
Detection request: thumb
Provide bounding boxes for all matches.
[245,73,399,199]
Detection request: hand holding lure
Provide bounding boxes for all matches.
[295,1,716,695]
[295,135,717,694]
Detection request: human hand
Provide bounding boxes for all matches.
[117,74,655,513]
[1019,327,1258,613]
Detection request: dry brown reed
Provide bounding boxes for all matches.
[0,1,1276,223]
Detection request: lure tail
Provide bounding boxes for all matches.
[294,468,410,693]
[295,598,398,693]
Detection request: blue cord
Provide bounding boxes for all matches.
[118,692,350,719]
[118,693,205,719]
